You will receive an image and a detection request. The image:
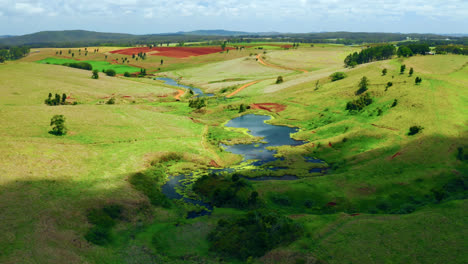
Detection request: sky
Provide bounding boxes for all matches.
[0,0,467,35]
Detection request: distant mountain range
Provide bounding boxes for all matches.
[0,30,464,47]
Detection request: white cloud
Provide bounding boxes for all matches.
[15,2,45,14]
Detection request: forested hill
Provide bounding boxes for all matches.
[0,29,463,47]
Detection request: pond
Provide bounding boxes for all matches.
[156,77,214,97]
[161,114,324,218]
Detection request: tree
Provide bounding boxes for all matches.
[0,57,4,63]
[123,72,131,77]
[160,59,164,65]
[409,67,414,76]
[62,93,67,104]
[382,68,387,76]
[105,69,116,77]
[356,76,369,95]
[330,72,346,81]
[415,77,422,85]
[50,115,67,136]
[400,64,406,74]
[239,104,246,113]
[397,46,413,57]
[408,126,423,136]
[92,70,99,79]
[276,76,284,84]
[72,53,74,58]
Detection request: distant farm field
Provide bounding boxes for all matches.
[110,46,236,58]
[37,57,141,74]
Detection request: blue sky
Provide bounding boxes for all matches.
[0,0,467,35]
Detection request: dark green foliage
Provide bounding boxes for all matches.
[193,174,259,209]
[346,93,373,111]
[415,77,422,85]
[400,64,406,74]
[382,68,387,75]
[208,210,303,260]
[356,76,369,95]
[160,59,164,65]
[397,46,413,57]
[45,93,68,106]
[239,104,246,113]
[128,167,170,207]
[138,68,146,77]
[385,82,393,91]
[49,115,67,135]
[456,147,468,161]
[409,67,414,76]
[106,97,115,105]
[330,72,346,81]
[435,45,468,55]
[188,98,206,109]
[276,76,284,84]
[344,45,395,66]
[62,62,92,71]
[431,175,468,202]
[123,72,131,77]
[91,69,99,79]
[84,204,123,245]
[105,69,116,77]
[0,46,30,61]
[408,125,423,136]
[391,99,398,107]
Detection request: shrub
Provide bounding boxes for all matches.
[123,72,131,77]
[91,70,99,79]
[391,99,398,107]
[382,68,387,75]
[239,104,246,113]
[106,97,115,104]
[346,93,373,111]
[415,77,422,85]
[356,76,369,95]
[105,69,116,77]
[276,76,284,84]
[408,125,423,136]
[208,210,303,260]
[330,72,346,81]
[63,62,92,71]
[188,98,206,109]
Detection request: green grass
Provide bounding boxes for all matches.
[37,57,141,74]
[1,48,467,264]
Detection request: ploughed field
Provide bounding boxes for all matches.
[0,43,467,264]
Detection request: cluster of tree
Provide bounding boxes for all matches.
[356,76,369,95]
[344,45,396,67]
[330,72,347,81]
[0,46,30,62]
[49,114,67,135]
[208,210,303,260]
[397,44,430,57]
[62,62,92,71]
[132,52,147,60]
[188,98,206,109]
[193,174,260,209]
[435,45,468,55]
[138,68,147,77]
[346,93,373,111]
[45,93,67,106]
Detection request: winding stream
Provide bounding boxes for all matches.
[156,77,214,97]
[161,114,323,218]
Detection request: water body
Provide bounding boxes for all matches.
[161,114,323,217]
[156,77,214,97]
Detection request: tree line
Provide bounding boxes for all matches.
[0,46,30,62]
[344,45,396,67]
[435,45,468,55]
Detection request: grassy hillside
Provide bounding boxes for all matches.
[1,45,466,264]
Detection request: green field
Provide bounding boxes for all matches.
[37,57,141,74]
[1,44,467,264]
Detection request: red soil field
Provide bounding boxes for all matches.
[250,103,287,113]
[110,47,235,58]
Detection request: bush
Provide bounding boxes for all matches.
[123,72,131,77]
[276,76,284,84]
[208,210,303,260]
[356,76,369,95]
[346,93,373,111]
[63,62,92,71]
[415,77,422,85]
[189,98,206,109]
[106,98,115,104]
[330,72,346,81]
[408,125,423,136]
[105,69,116,77]
[91,70,99,79]
[391,99,398,107]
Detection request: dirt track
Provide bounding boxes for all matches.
[174,89,185,100]
[256,54,308,73]
[226,80,261,98]
[250,103,287,112]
